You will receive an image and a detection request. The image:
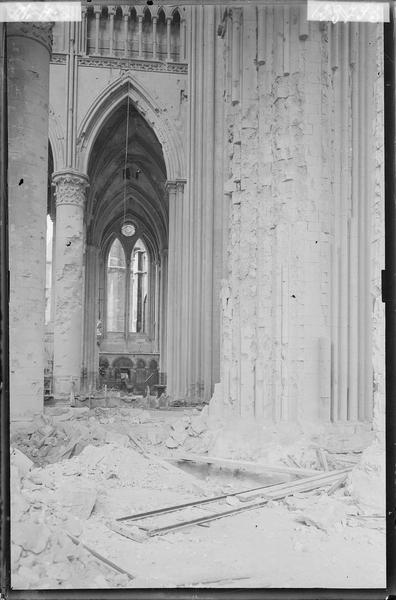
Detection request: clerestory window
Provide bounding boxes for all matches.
[106,237,148,334]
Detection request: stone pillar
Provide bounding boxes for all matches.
[80,7,87,54]
[52,170,89,398]
[180,17,186,61]
[166,16,172,61]
[94,6,101,55]
[123,9,129,57]
[166,182,177,395]
[152,16,157,59]
[7,22,53,418]
[185,6,220,403]
[109,6,115,56]
[138,15,143,58]
[159,249,168,376]
[83,243,100,391]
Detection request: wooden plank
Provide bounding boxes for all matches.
[116,481,282,523]
[147,470,352,537]
[170,452,321,477]
[66,532,135,580]
[117,468,352,539]
[316,448,329,471]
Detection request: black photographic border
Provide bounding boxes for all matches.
[0,1,393,598]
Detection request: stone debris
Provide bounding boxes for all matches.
[9,406,385,589]
[164,413,213,453]
[56,479,97,520]
[10,447,134,589]
[345,440,385,516]
[293,495,349,533]
[11,448,34,477]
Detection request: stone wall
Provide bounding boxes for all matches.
[211,9,384,426]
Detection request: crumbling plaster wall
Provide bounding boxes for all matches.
[211,9,384,426]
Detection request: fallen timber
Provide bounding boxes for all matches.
[66,532,135,580]
[116,467,352,538]
[169,452,321,477]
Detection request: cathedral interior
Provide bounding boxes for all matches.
[1,0,388,590]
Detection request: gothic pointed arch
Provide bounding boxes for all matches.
[77,74,185,180]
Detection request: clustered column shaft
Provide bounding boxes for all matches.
[52,170,89,398]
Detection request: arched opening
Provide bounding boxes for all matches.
[142,8,152,59]
[171,10,181,61]
[129,238,148,333]
[44,142,55,396]
[157,10,166,60]
[106,238,126,332]
[82,97,168,392]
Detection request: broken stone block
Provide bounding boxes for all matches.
[296,497,348,532]
[165,437,179,449]
[12,521,51,554]
[170,428,187,445]
[37,424,55,438]
[105,431,129,447]
[345,441,385,515]
[90,424,106,442]
[190,417,207,436]
[56,479,97,520]
[64,515,83,537]
[183,437,196,452]
[10,448,34,478]
[147,428,162,445]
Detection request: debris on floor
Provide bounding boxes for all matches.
[9,404,386,589]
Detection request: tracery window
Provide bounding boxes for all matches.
[106,238,126,332]
[129,239,148,333]
[106,237,148,334]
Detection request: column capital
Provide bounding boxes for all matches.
[7,22,53,54]
[52,170,89,208]
[94,5,102,16]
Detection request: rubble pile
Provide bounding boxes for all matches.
[9,402,385,590]
[10,448,132,589]
[11,406,167,466]
[164,410,214,453]
[345,440,385,516]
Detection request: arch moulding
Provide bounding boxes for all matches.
[48,104,65,173]
[77,75,186,181]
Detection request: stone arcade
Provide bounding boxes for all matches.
[5,2,384,430]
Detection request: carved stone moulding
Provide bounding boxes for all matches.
[51,53,188,73]
[52,170,90,208]
[7,22,53,54]
[79,55,188,74]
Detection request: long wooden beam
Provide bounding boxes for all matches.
[170,452,321,477]
[147,469,352,536]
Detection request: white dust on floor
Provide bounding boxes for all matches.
[10,405,386,589]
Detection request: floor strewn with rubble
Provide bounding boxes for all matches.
[10,401,386,589]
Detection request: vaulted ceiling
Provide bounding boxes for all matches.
[86,100,168,255]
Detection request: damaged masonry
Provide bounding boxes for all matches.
[3,0,386,590]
